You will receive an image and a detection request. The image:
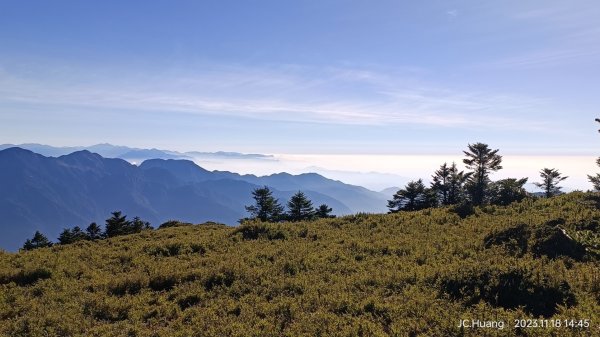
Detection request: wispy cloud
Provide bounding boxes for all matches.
[0,60,554,130]
[475,1,600,69]
[446,9,458,18]
[474,48,600,69]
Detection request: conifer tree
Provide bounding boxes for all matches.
[489,178,529,206]
[86,222,103,240]
[131,216,153,232]
[315,204,335,218]
[245,186,284,222]
[588,118,600,191]
[431,162,470,205]
[463,143,503,205]
[286,191,315,221]
[588,158,600,191]
[104,211,131,238]
[22,231,52,251]
[388,179,435,212]
[57,226,88,244]
[534,168,567,198]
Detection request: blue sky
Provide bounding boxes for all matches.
[0,0,599,157]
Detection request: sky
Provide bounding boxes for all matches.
[1,1,599,190]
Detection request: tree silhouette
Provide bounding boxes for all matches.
[315,204,335,218]
[245,186,284,222]
[463,143,503,206]
[431,162,470,205]
[286,191,315,221]
[86,222,103,240]
[22,231,52,251]
[588,158,600,191]
[534,168,567,198]
[589,118,600,190]
[388,179,436,212]
[489,178,529,206]
[104,211,129,238]
[131,216,153,232]
[57,226,88,245]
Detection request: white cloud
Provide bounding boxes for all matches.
[0,61,555,130]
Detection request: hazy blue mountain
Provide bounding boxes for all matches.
[380,187,400,197]
[139,160,388,214]
[185,151,275,160]
[0,143,274,162]
[0,143,83,157]
[0,148,248,251]
[0,148,387,251]
[119,149,187,161]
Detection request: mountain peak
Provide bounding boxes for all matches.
[0,146,36,155]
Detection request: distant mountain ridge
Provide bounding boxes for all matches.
[0,143,274,162]
[0,147,388,251]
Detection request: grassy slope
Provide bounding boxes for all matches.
[0,193,598,337]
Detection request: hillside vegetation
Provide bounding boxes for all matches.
[0,193,598,337]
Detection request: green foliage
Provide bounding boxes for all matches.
[85,222,103,240]
[1,193,599,336]
[232,222,288,241]
[244,186,284,222]
[388,179,436,212]
[21,231,52,251]
[463,142,503,205]
[431,162,470,206]
[588,158,600,191]
[484,223,530,256]
[0,267,52,286]
[489,177,529,206]
[57,226,89,245]
[286,191,315,221]
[315,204,335,218]
[104,211,151,238]
[535,168,568,198]
[158,220,193,229]
[439,265,576,317]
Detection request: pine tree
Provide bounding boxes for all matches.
[131,216,153,232]
[431,162,470,205]
[463,143,503,206]
[589,118,600,190]
[534,168,567,198]
[286,191,315,221]
[57,226,88,245]
[86,222,103,240]
[245,186,284,222]
[22,231,52,251]
[489,178,529,206]
[104,211,131,238]
[588,159,600,191]
[388,179,435,212]
[57,228,74,245]
[315,204,335,218]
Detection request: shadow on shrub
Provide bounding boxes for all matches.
[108,274,148,296]
[451,202,475,219]
[483,224,529,256]
[440,267,576,317]
[232,223,287,241]
[0,268,52,286]
[158,220,193,229]
[204,270,236,291]
[484,219,590,261]
[149,273,179,292]
[531,224,587,260]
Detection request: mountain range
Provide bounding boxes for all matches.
[0,147,389,251]
[0,143,274,162]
